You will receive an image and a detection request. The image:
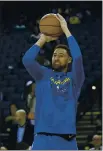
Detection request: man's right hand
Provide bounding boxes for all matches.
[5,116,16,122]
[40,34,58,42]
[36,34,58,48]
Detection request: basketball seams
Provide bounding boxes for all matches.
[41,32,62,37]
[40,16,60,26]
[39,25,61,27]
[39,13,63,36]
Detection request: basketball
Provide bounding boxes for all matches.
[39,13,63,37]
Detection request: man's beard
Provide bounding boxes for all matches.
[52,64,67,72]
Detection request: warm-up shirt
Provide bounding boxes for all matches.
[22,36,85,134]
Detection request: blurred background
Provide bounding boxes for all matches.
[0,1,102,150]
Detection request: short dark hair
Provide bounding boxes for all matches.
[54,44,71,57]
[9,102,18,108]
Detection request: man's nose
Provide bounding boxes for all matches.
[54,56,59,61]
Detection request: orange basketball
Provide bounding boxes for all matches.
[39,13,63,37]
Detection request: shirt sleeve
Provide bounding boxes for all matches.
[67,36,85,99]
[22,44,48,81]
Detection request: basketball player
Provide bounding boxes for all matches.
[22,14,85,150]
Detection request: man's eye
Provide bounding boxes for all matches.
[59,55,64,57]
[53,55,64,57]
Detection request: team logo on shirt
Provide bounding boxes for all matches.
[50,77,71,99]
[50,77,70,85]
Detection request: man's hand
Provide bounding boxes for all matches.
[40,34,58,42]
[35,34,58,48]
[5,116,15,122]
[55,13,72,37]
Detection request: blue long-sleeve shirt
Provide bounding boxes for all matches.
[22,36,85,134]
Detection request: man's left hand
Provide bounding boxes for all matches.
[55,13,72,37]
[55,13,68,34]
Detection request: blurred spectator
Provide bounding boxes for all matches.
[36,18,40,26]
[85,10,91,16]
[44,58,51,67]
[7,109,34,150]
[76,12,83,20]
[27,83,36,113]
[29,26,40,43]
[30,33,40,40]
[30,29,40,40]
[33,26,39,36]
[5,103,18,124]
[84,134,94,150]
[52,8,57,14]
[57,8,63,14]
[64,8,69,15]
[69,16,81,24]
[36,54,50,67]
[64,8,70,22]
[95,113,102,131]
[89,135,102,150]
[0,103,18,147]
[27,83,36,125]
[14,13,27,30]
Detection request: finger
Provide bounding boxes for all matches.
[57,13,64,20]
[40,33,44,37]
[54,14,61,22]
[51,37,58,41]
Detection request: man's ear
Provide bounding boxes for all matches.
[68,57,72,63]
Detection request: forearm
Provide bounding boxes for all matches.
[22,37,48,80]
[35,37,46,48]
[66,32,81,58]
[22,45,40,65]
[23,35,47,64]
[67,31,85,94]
[63,27,72,38]
[63,26,81,58]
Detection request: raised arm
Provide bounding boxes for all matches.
[67,35,85,99]
[22,34,58,81]
[56,14,85,98]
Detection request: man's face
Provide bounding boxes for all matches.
[15,112,22,123]
[93,138,101,146]
[52,48,71,72]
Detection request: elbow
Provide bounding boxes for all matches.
[22,45,40,66]
[22,55,33,66]
[22,55,28,66]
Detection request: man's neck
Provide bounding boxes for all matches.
[53,67,68,73]
[62,68,68,73]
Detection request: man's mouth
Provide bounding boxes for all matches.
[54,62,60,65]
